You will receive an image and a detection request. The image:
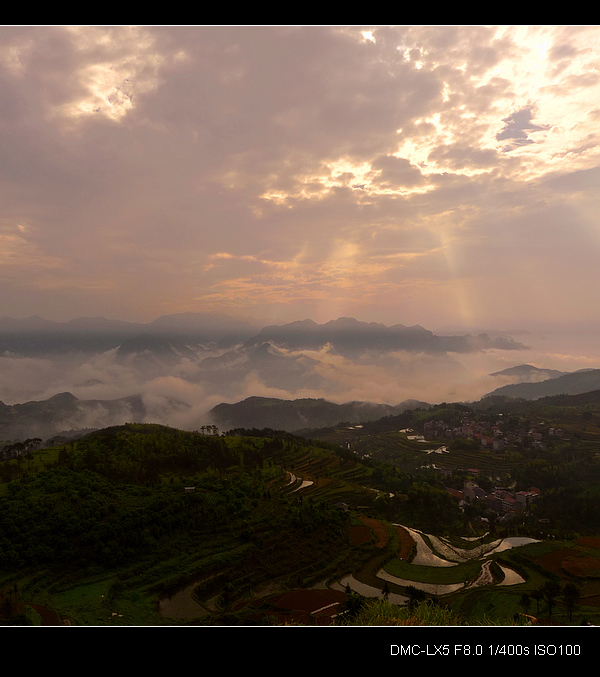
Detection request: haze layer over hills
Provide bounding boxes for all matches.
[0,311,598,441]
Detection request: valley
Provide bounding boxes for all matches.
[2,314,600,628]
[2,386,600,626]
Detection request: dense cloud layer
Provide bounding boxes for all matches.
[0,25,599,333]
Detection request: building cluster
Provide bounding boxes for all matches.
[466,482,539,517]
[423,416,564,452]
[446,480,541,523]
[420,416,551,523]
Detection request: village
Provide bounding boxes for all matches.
[447,480,541,527]
[419,415,551,527]
[423,414,565,454]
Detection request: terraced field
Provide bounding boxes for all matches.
[317,512,600,625]
[4,421,600,626]
[315,427,514,477]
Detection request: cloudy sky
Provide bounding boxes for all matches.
[2,25,600,336]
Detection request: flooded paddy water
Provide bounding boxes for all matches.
[331,575,408,605]
[337,527,537,598]
[158,584,211,620]
[158,527,536,620]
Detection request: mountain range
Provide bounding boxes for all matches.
[4,363,600,442]
[0,392,147,442]
[0,313,529,357]
[5,313,596,441]
[0,312,261,355]
[209,396,430,433]
[488,364,568,382]
[0,312,532,415]
[482,367,600,400]
[0,391,431,442]
[242,317,528,355]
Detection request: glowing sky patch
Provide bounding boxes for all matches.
[0,25,599,333]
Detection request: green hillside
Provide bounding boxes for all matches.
[0,424,403,625]
[2,393,600,627]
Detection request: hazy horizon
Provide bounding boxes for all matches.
[2,306,600,424]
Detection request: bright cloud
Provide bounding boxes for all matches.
[0,25,599,332]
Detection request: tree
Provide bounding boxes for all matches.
[542,581,562,617]
[562,583,581,623]
[405,585,427,611]
[519,592,531,616]
[342,586,367,621]
[531,587,543,615]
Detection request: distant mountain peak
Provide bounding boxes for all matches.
[48,391,79,402]
[209,395,430,433]
[489,364,567,380]
[484,368,600,400]
[326,317,366,326]
[244,316,527,355]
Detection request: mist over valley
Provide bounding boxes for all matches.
[2,311,599,441]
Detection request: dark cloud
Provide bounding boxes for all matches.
[496,104,551,151]
[369,155,424,188]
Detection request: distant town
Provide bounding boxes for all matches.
[426,415,551,525]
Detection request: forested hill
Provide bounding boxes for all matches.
[0,421,470,625]
[209,396,430,433]
[3,407,600,627]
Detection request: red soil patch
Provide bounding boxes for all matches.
[273,588,346,612]
[30,603,63,626]
[395,525,416,561]
[349,525,372,546]
[243,588,347,625]
[348,518,390,548]
[9,602,62,626]
[359,516,389,548]
[582,595,600,607]
[533,545,600,579]
[561,555,600,578]
[575,537,600,550]
[533,548,575,577]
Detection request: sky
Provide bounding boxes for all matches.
[2,25,600,337]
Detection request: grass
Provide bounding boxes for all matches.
[18,573,125,626]
[343,598,466,626]
[55,578,171,626]
[447,586,525,625]
[383,556,483,585]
